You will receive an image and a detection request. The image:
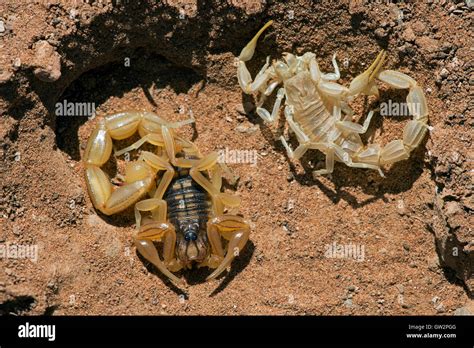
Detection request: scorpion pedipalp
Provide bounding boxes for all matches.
[206,215,250,281]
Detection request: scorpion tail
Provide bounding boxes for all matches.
[353,70,430,175]
[239,20,273,62]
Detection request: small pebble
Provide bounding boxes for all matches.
[374,28,387,39]
[0,71,13,82]
[343,298,353,308]
[0,20,5,33]
[428,256,440,272]
[348,285,356,292]
[445,201,461,216]
[236,102,254,116]
[396,200,406,215]
[12,57,21,68]
[235,104,246,115]
[435,303,445,313]
[33,40,62,82]
[286,199,295,212]
[69,9,78,19]
[235,124,258,134]
[439,68,449,79]
[402,27,416,42]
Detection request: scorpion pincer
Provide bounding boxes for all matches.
[237,21,430,178]
[83,111,250,284]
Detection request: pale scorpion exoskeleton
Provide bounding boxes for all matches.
[83,111,250,284]
[237,21,430,177]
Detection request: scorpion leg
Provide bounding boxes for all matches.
[342,158,385,177]
[134,217,183,284]
[115,133,164,156]
[280,137,309,160]
[205,215,250,281]
[334,145,385,177]
[208,164,226,216]
[257,87,285,124]
[279,106,311,160]
[309,145,335,177]
[321,53,341,81]
[139,151,175,200]
[336,110,375,134]
[160,125,197,168]
[348,50,387,97]
[134,198,166,231]
[189,153,241,209]
[310,55,347,102]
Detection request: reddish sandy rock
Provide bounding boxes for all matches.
[32,40,62,82]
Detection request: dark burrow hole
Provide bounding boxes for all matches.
[0,295,36,315]
[54,46,203,161]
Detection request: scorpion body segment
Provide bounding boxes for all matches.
[164,169,211,266]
[83,111,250,284]
[237,21,430,178]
